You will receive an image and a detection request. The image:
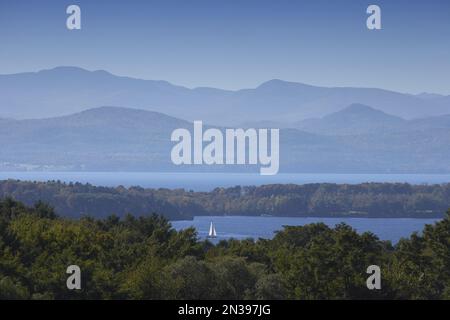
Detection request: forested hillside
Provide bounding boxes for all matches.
[0,180,449,219]
[1,199,449,299]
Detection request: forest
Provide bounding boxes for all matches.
[0,180,449,219]
[0,198,449,300]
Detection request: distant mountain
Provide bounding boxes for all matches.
[0,107,190,171]
[295,104,406,135]
[416,92,446,100]
[293,103,450,136]
[2,106,450,173]
[0,106,343,172]
[1,67,450,124]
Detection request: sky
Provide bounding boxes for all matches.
[0,0,449,94]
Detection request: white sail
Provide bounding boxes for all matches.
[209,222,213,236]
[208,222,217,238]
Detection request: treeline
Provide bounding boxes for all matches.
[1,180,450,219]
[1,198,449,300]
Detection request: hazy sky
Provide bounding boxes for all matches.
[0,0,449,94]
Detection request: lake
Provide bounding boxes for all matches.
[1,172,450,191]
[1,171,445,243]
[171,216,440,244]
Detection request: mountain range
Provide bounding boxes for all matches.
[2,66,450,173]
[1,66,450,125]
[1,105,450,173]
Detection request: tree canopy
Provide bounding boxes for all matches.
[1,198,449,300]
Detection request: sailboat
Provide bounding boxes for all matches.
[208,221,217,238]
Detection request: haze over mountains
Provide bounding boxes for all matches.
[293,104,406,135]
[0,107,188,171]
[1,66,450,173]
[1,66,450,125]
[1,105,450,173]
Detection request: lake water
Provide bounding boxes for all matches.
[1,172,450,191]
[1,172,445,242]
[171,216,440,244]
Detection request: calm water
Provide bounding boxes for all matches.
[171,216,440,244]
[1,172,444,242]
[1,172,450,191]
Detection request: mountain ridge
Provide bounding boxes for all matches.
[1,105,450,173]
[2,66,450,124]
[294,103,406,135]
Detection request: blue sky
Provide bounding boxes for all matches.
[0,0,449,94]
